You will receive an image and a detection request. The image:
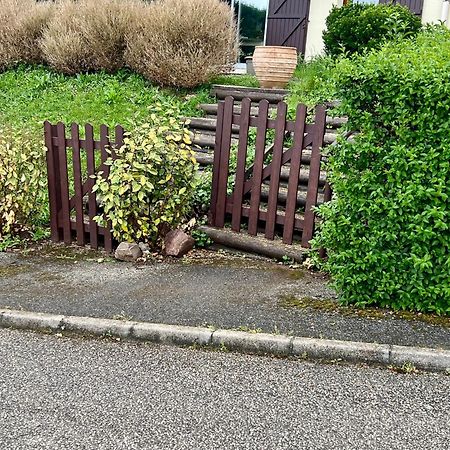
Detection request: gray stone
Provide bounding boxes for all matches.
[132,322,213,346]
[164,230,195,257]
[0,309,64,331]
[389,345,450,372]
[138,242,151,254]
[114,242,142,262]
[61,316,134,339]
[212,330,293,356]
[292,337,391,365]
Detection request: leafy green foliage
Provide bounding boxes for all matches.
[287,57,337,111]
[313,28,450,315]
[191,229,212,248]
[0,128,47,240]
[323,1,422,57]
[93,105,198,244]
[0,66,213,137]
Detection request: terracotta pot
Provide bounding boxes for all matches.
[252,46,298,89]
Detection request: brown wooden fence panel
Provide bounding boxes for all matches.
[71,123,85,246]
[214,96,235,228]
[283,103,307,244]
[231,97,251,232]
[45,122,122,252]
[85,123,99,249]
[265,102,287,240]
[302,106,327,247]
[248,99,270,236]
[209,97,329,247]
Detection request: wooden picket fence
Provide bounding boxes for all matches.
[209,97,331,247]
[44,122,124,252]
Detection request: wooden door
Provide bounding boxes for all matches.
[379,0,424,16]
[265,0,311,55]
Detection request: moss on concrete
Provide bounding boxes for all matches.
[278,294,450,328]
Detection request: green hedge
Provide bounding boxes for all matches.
[313,28,450,315]
[323,1,421,57]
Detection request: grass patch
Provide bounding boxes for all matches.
[287,57,337,112]
[0,65,215,135]
[211,73,259,88]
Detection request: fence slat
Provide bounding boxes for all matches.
[302,106,327,248]
[209,101,225,226]
[231,98,251,232]
[100,125,113,252]
[214,96,234,228]
[56,122,71,244]
[44,121,60,242]
[71,123,85,246]
[85,124,98,250]
[248,100,269,236]
[265,102,287,240]
[283,104,307,244]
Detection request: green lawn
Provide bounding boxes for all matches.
[0,65,258,135]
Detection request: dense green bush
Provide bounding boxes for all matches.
[0,128,47,239]
[323,1,421,57]
[93,105,198,245]
[313,28,450,315]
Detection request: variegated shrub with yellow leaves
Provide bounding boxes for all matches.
[0,128,47,239]
[93,105,198,245]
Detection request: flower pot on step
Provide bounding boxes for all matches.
[252,46,298,89]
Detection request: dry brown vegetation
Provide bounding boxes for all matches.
[125,0,238,88]
[40,0,142,74]
[0,0,237,87]
[0,0,52,70]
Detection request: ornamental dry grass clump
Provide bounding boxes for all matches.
[0,0,52,70]
[40,0,143,74]
[125,0,238,88]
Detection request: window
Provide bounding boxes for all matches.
[232,0,269,61]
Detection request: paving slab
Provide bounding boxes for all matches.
[0,248,448,350]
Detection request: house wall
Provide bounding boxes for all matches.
[304,0,344,60]
[422,0,449,25]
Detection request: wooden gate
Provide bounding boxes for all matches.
[265,0,311,55]
[378,0,424,16]
[209,96,329,247]
[45,121,123,252]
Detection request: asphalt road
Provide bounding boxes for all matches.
[1,329,449,449]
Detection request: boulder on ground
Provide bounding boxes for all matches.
[164,230,194,257]
[114,242,142,262]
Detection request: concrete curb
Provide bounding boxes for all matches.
[1,308,449,373]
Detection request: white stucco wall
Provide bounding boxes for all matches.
[304,0,343,60]
[304,0,450,60]
[422,0,450,25]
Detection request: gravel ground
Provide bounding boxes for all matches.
[0,328,449,450]
[0,248,449,349]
